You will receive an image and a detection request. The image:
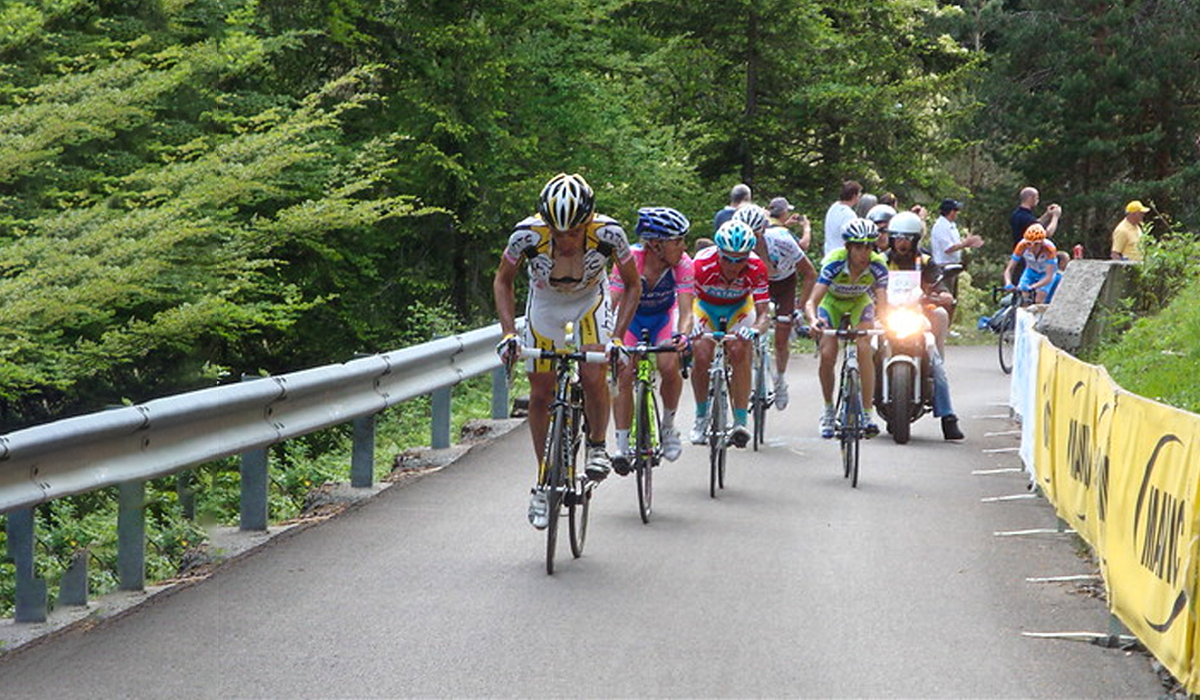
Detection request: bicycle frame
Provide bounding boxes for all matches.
[750,329,773,450]
[823,321,882,488]
[697,320,737,498]
[520,342,608,574]
[627,330,679,523]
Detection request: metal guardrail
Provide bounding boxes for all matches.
[1,321,515,622]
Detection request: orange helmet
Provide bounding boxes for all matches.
[1023,223,1047,242]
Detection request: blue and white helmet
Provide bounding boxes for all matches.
[841,217,879,245]
[537,173,595,231]
[731,204,770,233]
[714,220,756,254]
[635,206,690,239]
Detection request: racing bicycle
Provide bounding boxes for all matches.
[515,325,612,574]
[626,329,685,523]
[749,328,773,451]
[823,315,883,488]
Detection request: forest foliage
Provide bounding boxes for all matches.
[0,0,1197,427]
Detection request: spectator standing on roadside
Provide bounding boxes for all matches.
[1111,200,1149,261]
[768,196,812,251]
[1009,187,1061,246]
[823,180,862,259]
[929,199,982,300]
[713,183,752,233]
[855,192,878,218]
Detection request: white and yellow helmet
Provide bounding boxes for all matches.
[538,173,595,231]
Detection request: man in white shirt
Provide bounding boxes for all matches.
[822,180,861,259]
[929,199,982,300]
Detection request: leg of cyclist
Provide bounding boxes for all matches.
[689,336,714,444]
[611,348,635,476]
[856,301,881,438]
[656,351,683,461]
[768,273,797,410]
[726,337,752,447]
[576,291,617,482]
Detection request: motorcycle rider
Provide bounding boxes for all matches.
[882,211,964,440]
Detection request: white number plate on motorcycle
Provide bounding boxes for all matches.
[887,270,923,305]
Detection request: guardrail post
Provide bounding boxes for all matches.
[57,549,90,607]
[239,374,270,531]
[351,414,375,488]
[118,480,146,591]
[178,470,195,520]
[492,366,509,419]
[431,386,451,449]
[6,508,47,622]
[240,446,269,531]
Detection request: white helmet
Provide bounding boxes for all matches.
[731,204,770,233]
[888,211,924,241]
[866,204,897,226]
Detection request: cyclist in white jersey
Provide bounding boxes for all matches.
[732,204,816,410]
[494,173,641,529]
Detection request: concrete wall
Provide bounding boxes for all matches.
[1036,260,1138,354]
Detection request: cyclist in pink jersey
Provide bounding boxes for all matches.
[608,207,695,473]
[688,220,770,449]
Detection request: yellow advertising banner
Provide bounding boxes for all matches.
[1032,344,1059,501]
[1103,391,1200,691]
[1044,350,1115,550]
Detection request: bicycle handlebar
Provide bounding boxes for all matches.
[519,347,609,364]
[820,327,884,340]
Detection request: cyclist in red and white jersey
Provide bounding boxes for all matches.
[688,220,770,449]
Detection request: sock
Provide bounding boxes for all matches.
[695,401,709,419]
[663,409,676,429]
[734,408,749,427]
[615,429,630,453]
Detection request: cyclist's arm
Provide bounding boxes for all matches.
[873,287,889,327]
[676,291,695,338]
[493,255,521,337]
[805,282,829,328]
[1002,256,1018,287]
[611,255,642,342]
[752,300,771,336]
[796,256,817,310]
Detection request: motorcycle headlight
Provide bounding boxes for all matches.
[886,308,925,339]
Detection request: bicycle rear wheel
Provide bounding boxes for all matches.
[708,376,727,498]
[634,382,657,523]
[844,369,862,488]
[752,353,768,451]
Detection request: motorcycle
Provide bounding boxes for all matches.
[875,264,962,444]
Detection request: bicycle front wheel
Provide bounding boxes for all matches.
[843,368,862,488]
[634,382,657,523]
[998,314,1015,374]
[708,376,727,499]
[543,407,569,575]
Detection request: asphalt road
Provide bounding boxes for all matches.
[0,345,1163,698]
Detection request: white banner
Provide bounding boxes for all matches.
[1011,308,1041,476]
